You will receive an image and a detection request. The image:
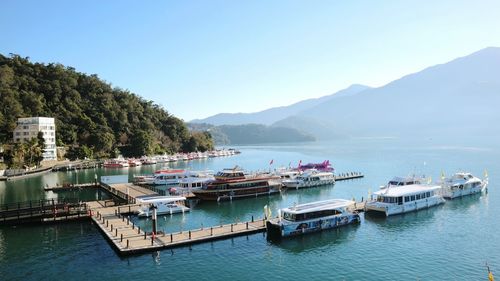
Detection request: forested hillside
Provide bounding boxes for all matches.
[189,123,315,145]
[0,54,213,159]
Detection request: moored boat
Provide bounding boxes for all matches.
[440,172,488,199]
[128,159,142,167]
[136,196,189,217]
[296,160,334,172]
[103,159,129,168]
[282,169,335,189]
[266,199,360,239]
[192,167,282,201]
[365,182,445,216]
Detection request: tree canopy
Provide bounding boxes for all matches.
[0,54,213,159]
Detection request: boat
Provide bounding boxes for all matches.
[103,159,129,168]
[140,157,157,165]
[136,195,189,217]
[282,169,335,189]
[192,167,282,201]
[169,171,215,195]
[266,199,360,239]
[440,172,488,199]
[296,160,334,172]
[127,159,142,167]
[133,169,185,185]
[380,175,427,189]
[365,181,445,216]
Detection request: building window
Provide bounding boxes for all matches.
[23,126,28,129]
[15,132,20,136]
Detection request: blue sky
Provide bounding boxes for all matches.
[2,0,500,121]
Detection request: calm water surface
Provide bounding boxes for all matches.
[0,137,498,280]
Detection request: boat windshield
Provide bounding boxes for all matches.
[283,209,341,222]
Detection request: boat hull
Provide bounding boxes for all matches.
[365,196,445,216]
[283,179,335,189]
[137,206,190,217]
[266,213,360,239]
[193,184,281,201]
[442,183,486,199]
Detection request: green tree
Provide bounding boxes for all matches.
[130,129,153,157]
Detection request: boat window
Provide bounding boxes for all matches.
[397,197,403,205]
[410,195,415,201]
[426,192,431,197]
[404,196,410,202]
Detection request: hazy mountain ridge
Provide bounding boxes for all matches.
[188,123,315,145]
[193,47,500,139]
[288,47,500,138]
[191,84,371,126]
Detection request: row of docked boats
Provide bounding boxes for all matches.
[364,172,488,216]
[267,171,488,239]
[133,162,338,201]
[102,149,240,168]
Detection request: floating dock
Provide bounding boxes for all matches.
[0,198,89,225]
[335,172,364,181]
[89,203,266,256]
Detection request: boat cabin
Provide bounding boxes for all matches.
[374,185,440,205]
[214,168,246,180]
[280,199,353,222]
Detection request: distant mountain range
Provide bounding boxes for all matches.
[188,123,314,145]
[190,84,371,126]
[192,47,500,139]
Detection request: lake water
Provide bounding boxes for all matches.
[0,137,498,280]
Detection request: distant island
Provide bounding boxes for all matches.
[0,54,214,165]
[188,123,315,145]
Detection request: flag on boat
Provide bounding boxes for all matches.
[487,263,494,281]
[269,159,274,165]
[484,169,489,179]
[441,170,445,181]
[298,160,302,167]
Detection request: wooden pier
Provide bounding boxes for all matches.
[51,160,102,172]
[0,198,89,225]
[89,204,266,256]
[335,172,364,181]
[44,182,99,192]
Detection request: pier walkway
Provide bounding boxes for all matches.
[0,198,89,225]
[335,172,364,181]
[89,203,266,255]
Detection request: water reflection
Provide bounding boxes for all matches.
[268,224,360,254]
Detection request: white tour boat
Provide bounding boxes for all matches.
[169,171,215,195]
[136,196,189,217]
[440,172,488,199]
[365,182,445,216]
[380,175,427,189]
[282,169,335,189]
[266,199,360,239]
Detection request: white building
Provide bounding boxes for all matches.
[13,117,56,161]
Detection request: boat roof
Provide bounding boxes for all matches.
[300,171,334,177]
[374,184,441,197]
[136,195,186,203]
[282,199,354,214]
